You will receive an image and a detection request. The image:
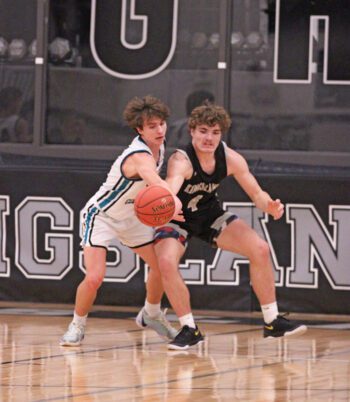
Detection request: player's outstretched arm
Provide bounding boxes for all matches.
[163,151,192,221]
[129,152,184,220]
[130,152,165,186]
[226,148,284,220]
[165,151,192,195]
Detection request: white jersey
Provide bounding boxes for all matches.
[83,135,165,221]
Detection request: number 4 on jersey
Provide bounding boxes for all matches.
[187,195,203,212]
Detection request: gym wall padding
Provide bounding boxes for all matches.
[0,167,349,314]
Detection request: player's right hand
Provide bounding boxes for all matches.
[172,195,185,222]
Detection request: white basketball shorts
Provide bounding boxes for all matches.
[81,206,155,249]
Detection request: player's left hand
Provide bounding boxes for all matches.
[267,199,284,220]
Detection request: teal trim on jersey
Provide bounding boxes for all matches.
[120,150,151,181]
[98,178,132,211]
[83,206,98,244]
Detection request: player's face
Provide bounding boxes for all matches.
[137,117,167,146]
[191,123,222,153]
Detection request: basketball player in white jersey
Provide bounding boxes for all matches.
[60,96,181,346]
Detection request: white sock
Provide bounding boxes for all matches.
[261,302,279,324]
[179,313,196,329]
[72,312,87,327]
[144,301,161,318]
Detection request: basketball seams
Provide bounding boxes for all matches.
[136,195,173,209]
[136,209,174,217]
[135,185,171,208]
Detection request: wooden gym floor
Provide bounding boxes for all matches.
[0,302,349,401]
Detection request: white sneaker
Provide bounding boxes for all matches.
[136,308,178,340]
[60,322,85,346]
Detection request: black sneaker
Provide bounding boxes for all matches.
[264,315,307,339]
[168,325,204,350]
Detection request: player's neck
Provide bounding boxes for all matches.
[147,143,161,161]
[195,150,216,174]
[195,148,214,163]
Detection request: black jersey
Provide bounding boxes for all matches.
[174,141,228,236]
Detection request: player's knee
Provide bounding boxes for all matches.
[255,240,270,263]
[85,273,104,290]
[157,254,177,277]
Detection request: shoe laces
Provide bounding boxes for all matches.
[278,312,290,321]
[173,325,194,342]
[67,322,84,336]
[155,308,174,329]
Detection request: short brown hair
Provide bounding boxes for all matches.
[188,101,231,134]
[123,95,170,129]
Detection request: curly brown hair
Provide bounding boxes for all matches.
[188,101,231,134]
[123,95,170,130]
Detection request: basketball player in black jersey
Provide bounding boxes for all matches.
[151,102,307,350]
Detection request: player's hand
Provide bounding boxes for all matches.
[172,195,185,222]
[172,211,185,222]
[267,199,284,220]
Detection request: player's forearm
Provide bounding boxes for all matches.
[139,170,183,216]
[252,190,272,212]
[165,175,184,195]
[138,167,165,187]
[138,168,176,198]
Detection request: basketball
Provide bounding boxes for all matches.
[134,185,175,227]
